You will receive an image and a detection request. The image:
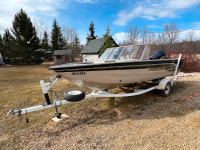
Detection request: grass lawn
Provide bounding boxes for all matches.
[0,64,200,150]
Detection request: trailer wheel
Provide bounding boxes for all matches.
[160,81,171,97]
[64,90,85,102]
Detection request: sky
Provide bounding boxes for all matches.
[1,0,200,44]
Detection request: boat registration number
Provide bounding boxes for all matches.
[72,72,86,75]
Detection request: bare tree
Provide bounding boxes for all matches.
[148,31,158,44]
[127,25,141,44]
[63,25,70,46]
[33,19,44,41]
[141,26,148,44]
[62,25,82,61]
[187,30,195,42]
[69,28,77,47]
[156,32,167,45]
[164,23,180,44]
[62,26,77,48]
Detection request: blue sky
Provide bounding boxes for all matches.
[1,0,200,44]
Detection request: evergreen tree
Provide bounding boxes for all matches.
[41,30,51,60]
[103,25,111,38]
[99,25,118,56]
[72,34,81,58]
[86,21,97,44]
[11,9,42,64]
[2,29,13,59]
[51,19,65,51]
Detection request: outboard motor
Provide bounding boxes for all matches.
[150,50,166,60]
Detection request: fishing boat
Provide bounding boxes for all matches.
[49,45,184,91]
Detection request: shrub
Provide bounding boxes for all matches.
[166,52,200,72]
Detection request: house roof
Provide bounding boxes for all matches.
[81,38,106,54]
[53,50,72,56]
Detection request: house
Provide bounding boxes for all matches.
[81,37,118,62]
[53,50,72,65]
[0,53,4,65]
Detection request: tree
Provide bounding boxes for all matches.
[63,26,77,49]
[72,34,81,58]
[164,23,180,44]
[51,19,65,51]
[62,26,82,61]
[103,24,111,37]
[11,9,42,64]
[99,25,118,56]
[127,25,141,44]
[2,29,13,59]
[86,21,97,44]
[141,26,148,44]
[41,30,51,60]
[187,30,195,42]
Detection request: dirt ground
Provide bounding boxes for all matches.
[0,64,200,150]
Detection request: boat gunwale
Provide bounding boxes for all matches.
[49,58,184,71]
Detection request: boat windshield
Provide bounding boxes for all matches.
[98,48,114,60]
[107,47,124,60]
[98,45,150,61]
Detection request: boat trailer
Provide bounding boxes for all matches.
[7,54,182,122]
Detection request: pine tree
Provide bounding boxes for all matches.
[2,29,13,59]
[11,9,41,64]
[103,25,111,38]
[100,25,118,56]
[51,19,65,51]
[86,21,97,44]
[72,34,81,58]
[41,30,51,60]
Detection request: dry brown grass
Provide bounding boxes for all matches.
[0,64,200,150]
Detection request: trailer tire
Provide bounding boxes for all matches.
[160,81,171,97]
[64,90,85,102]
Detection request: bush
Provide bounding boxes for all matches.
[166,53,200,72]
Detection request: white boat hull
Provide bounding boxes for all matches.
[59,68,175,90]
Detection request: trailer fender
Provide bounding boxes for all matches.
[156,78,171,90]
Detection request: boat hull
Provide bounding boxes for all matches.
[50,59,184,91]
[58,68,175,91]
